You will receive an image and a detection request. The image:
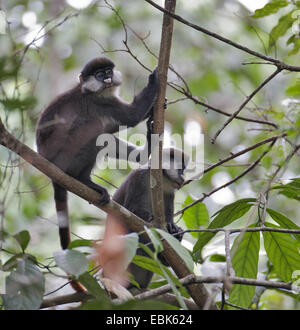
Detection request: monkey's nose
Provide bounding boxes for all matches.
[104,78,112,84]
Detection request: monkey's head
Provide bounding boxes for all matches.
[79,57,122,94]
[161,147,190,190]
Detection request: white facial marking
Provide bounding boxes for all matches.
[81,76,104,93]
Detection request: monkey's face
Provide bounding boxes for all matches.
[80,68,122,94]
[79,57,122,94]
[161,147,189,191]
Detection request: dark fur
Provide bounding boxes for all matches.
[36,57,159,253]
[112,149,186,289]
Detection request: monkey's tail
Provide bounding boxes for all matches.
[53,182,86,292]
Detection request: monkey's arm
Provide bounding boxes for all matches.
[117,69,159,127]
[164,193,184,241]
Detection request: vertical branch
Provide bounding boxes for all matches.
[150,0,176,228]
[148,0,218,309]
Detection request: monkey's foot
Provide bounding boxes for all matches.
[86,181,110,205]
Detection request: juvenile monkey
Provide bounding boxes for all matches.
[111,147,189,289]
[36,57,159,251]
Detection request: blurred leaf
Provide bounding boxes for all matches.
[252,1,289,18]
[68,239,93,249]
[182,195,209,238]
[0,96,37,111]
[261,155,273,170]
[54,249,88,276]
[190,71,220,95]
[193,199,256,261]
[155,228,194,272]
[286,35,300,55]
[63,55,78,71]
[285,79,300,96]
[123,232,139,269]
[269,11,294,48]
[263,223,300,282]
[228,227,260,310]
[209,254,226,262]
[2,258,45,310]
[0,56,20,82]
[13,230,30,252]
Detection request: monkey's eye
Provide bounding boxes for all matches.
[94,70,105,81]
[105,69,113,76]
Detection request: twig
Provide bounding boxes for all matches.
[183,134,284,186]
[177,138,276,216]
[211,67,282,143]
[144,0,300,72]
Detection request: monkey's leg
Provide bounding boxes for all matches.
[77,170,110,206]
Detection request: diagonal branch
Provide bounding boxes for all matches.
[211,67,282,143]
[144,0,300,72]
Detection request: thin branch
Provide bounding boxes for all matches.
[183,134,284,186]
[144,0,300,72]
[211,67,282,143]
[181,226,300,236]
[177,138,276,216]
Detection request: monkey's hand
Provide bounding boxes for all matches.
[167,223,184,242]
[148,67,159,87]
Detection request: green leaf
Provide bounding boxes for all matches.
[267,209,300,241]
[53,249,88,277]
[182,195,209,238]
[209,254,226,262]
[285,79,300,96]
[263,223,300,282]
[13,230,30,252]
[144,227,163,254]
[252,0,289,18]
[67,239,93,249]
[132,255,165,277]
[0,96,37,111]
[193,199,256,260]
[132,255,182,287]
[78,272,110,304]
[269,11,294,48]
[272,178,300,201]
[2,258,45,310]
[155,228,194,272]
[228,227,260,310]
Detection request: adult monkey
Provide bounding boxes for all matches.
[36,57,159,254]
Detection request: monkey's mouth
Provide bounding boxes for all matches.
[104,78,113,87]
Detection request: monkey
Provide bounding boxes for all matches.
[36,57,159,255]
[110,147,189,290]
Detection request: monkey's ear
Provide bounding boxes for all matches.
[79,74,83,83]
